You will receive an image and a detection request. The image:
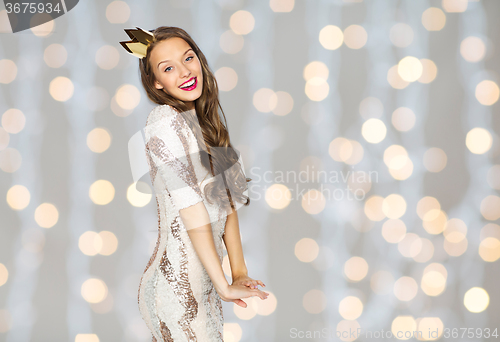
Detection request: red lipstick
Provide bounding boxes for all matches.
[179,77,197,91]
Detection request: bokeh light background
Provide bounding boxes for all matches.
[1,0,500,341]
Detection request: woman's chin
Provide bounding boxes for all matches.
[177,90,202,102]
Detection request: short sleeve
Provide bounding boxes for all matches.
[144,105,204,211]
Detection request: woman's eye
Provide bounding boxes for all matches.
[164,56,193,72]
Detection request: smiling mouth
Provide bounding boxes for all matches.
[179,77,197,91]
[179,77,196,89]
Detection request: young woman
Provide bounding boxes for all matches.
[120,26,268,341]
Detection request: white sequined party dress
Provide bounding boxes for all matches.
[138,104,229,342]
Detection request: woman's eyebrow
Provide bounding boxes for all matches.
[157,48,193,69]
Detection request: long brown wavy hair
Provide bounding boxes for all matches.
[139,26,250,211]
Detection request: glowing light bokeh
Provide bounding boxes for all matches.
[87,128,111,153]
[6,184,30,210]
[0,59,17,84]
[421,7,446,31]
[230,10,255,35]
[294,238,319,262]
[34,203,59,229]
[89,180,115,205]
[460,36,486,62]
[81,278,108,304]
[344,256,368,282]
[105,1,130,23]
[343,25,367,49]
[319,25,344,50]
[265,184,291,209]
[302,289,327,314]
[464,287,489,313]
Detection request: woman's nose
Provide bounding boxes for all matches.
[179,65,191,77]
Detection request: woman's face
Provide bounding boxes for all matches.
[150,37,203,110]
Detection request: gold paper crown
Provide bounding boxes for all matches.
[119,27,155,59]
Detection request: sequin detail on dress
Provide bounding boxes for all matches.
[146,135,203,199]
[159,216,199,341]
[137,104,227,342]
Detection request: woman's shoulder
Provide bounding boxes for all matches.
[146,104,179,126]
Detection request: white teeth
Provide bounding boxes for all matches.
[180,78,195,88]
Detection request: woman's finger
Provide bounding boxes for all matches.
[252,288,268,300]
[233,298,247,307]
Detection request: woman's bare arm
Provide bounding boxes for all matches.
[223,209,265,290]
[179,202,229,296]
[222,209,248,280]
[180,202,268,305]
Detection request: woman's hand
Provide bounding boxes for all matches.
[218,283,269,308]
[232,274,266,290]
